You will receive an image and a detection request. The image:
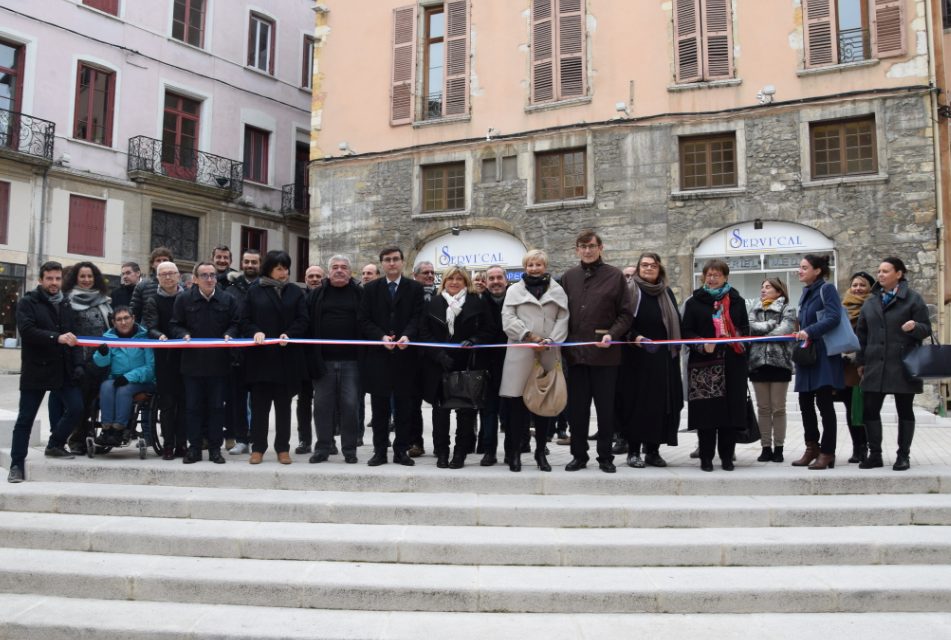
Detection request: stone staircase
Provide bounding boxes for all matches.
[0,388,950,638]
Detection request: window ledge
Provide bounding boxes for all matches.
[245,65,278,80]
[525,96,592,114]
[411,209,470,221]
[77,3,122,21]
[527,197,594,212]
[802,173,888,188]
[67,137,119,153]
[412,114,471,128]
[796,59,879,77]
[667,78,742,92]
[671,187,745,200]
[167,37,211,56]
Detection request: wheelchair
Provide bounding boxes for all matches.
[85,391,163,459]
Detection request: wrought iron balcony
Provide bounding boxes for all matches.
[281,182,310,214]
[838,28,870,64]
[126,135,243,198]
[0,107,55,163]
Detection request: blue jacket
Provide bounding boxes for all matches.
[794,280,844,392]
[92,324,156,385]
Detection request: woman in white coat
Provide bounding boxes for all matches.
[499,249,570,472]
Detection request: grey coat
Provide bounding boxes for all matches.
[747,296,796,373]
[855,280,932,394]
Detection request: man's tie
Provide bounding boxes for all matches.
[388,281,397,299]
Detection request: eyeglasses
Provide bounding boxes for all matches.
[576,243,600,251]
[197,273,217,280]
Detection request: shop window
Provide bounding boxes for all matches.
[68,195,106,257]
[679,134,737,190]
[243,126,269,183]
[172,0,205,48]
[73,63,115,146]
[422,162,465,212]
[241,226,267,256]
[803,0,904,67]
[810,116,877,179]
[248,13,275,74]
[151,209,198,262]
[83,0,118,15]
[535,148,585,202]
[0,181,7,244]
[672,0,733,83]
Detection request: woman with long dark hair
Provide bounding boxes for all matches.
[837,271,875,463]
[856,257,932,471]
[791,254,844,470]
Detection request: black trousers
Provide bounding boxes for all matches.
[799,386,837,454]
[296,379,315,445]
[697,426,736,462]
[250,382,293,454]
[863,391,915,455]
[568,364,617,463]
[370,393,412,455]
[408,396,425,449]
[506,397,550,457]
[431,407,476,457]
[157,389,186,450]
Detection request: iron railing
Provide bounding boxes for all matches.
[281,182,309,214]
[127,135,243,197]
[838,27,870,64]
[0,107,55,162]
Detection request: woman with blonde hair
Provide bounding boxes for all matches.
[498,249,569,472]
[418,265,495,469]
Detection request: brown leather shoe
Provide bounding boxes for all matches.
[277,451,292,465]
[791,441,819,467]
[249,452,264,465]
[809,453,835,470]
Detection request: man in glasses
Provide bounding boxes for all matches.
[406,261,437,457]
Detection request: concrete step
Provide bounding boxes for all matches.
[2,481,950,528]
[1,511,948,567]
[3,594,950,640]
[1,548,950,614]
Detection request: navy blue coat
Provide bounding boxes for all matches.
[794,280,844,392]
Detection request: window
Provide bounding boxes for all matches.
[531,0,586,103]
[243,126,269,183]
[73,64,115,146]
[390,1,468,125]
[0,39,24,151]
[162,92,201,180]
[83,0,118,15]
[810,117,877,179]
[944,0,951,30]
[679,134,736,190]
[248,13,275,74]
[151,209,198,262]
[301,35,314,89]
[67,195,106,256]
[422,163,465,212]
[673,0,733,83]
[0,181,9,245]
[481,158,496,183]
[172,0,205,48]
[501,156,518,180]
[240,226,267,256]
[296,236,309,282]
[803,0,904,67]
[536,149,585,202]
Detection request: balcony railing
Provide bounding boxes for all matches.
[838,27,870,64]
[0,107,55,163]
[127,135,243,197]
[281,182,310,214]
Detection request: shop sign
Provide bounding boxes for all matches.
[415,229,527,271]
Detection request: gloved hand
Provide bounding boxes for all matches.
[97,344,109,356]
[640,338,659,353]
[438,353,455,371]
[113,375,129,388]
[459,340,474,348]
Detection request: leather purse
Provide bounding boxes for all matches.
[791,339,817,366]
[440,353,489,410]
[736,389,761,444]
[902,334,951,380]
[522,352,567,417]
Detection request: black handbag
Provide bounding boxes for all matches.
[736,389,761,444]
[440,353,489,410]
[902,334,951,380]
[791,339,817,366]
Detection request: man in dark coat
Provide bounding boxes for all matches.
[406,261,437,457]
[8,261,84,483]
[560,230,634,473]
[222,249,259,455]
[478,264,509,465]
[169,261,240,464]
[212,245,236,291]
[130,246,173,320]
[358,246,424,466]
[110,261,141,309]
[296,264,325,455]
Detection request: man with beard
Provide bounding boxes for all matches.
[224,250,260,455]
[478,265,510,465]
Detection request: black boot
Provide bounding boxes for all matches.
[508,453,521,472]
[848,425,867,463]
[535,450,551,472]
[771,446,784,463]
[894,419,915,471]
[757,446,773,462]
[860,419,884,469]
[848,444,867,464]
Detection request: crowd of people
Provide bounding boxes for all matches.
[6,230,935,483]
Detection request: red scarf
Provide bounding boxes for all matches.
[714,294,745,354]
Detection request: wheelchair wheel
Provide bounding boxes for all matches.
[146,394,163,457]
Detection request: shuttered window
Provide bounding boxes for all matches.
[679,134,736,190]
[0,181,9,245]
[83,0,119,15]
[810,117,877,179]
[73,63,115,147]
[531,0,586,104]
[422,163,465,212]
[672,0,734,83]
[803,0,904,68]
[536,149,586,202]
[243,126,269,184]
[67,195,106,257]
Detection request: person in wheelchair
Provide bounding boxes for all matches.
[92,306,156,447]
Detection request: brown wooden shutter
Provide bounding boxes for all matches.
[701,0,733,79]
[390,5,416,126]
[531,0,554,103]
[557,0,585,98]
[871,0,905,59]
[0,181,9,245]
[673,0,702,82]
[803,0,837,67]
[443,0,469,116]
[67,195,106,257]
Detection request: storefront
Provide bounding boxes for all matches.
[414,228,528,284]
[693,221,836,309]
[0,261,26,343]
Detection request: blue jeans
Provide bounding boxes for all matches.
[10,386,83,468]
[314,360,360,456]
[184,376,227,452]
[98,380,155,425]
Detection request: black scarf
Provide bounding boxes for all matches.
[522,273,550,300]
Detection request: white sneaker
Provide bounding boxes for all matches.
[228,442,249,455]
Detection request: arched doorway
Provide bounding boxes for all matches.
[414,228,528,284]
[693,221,836,308]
